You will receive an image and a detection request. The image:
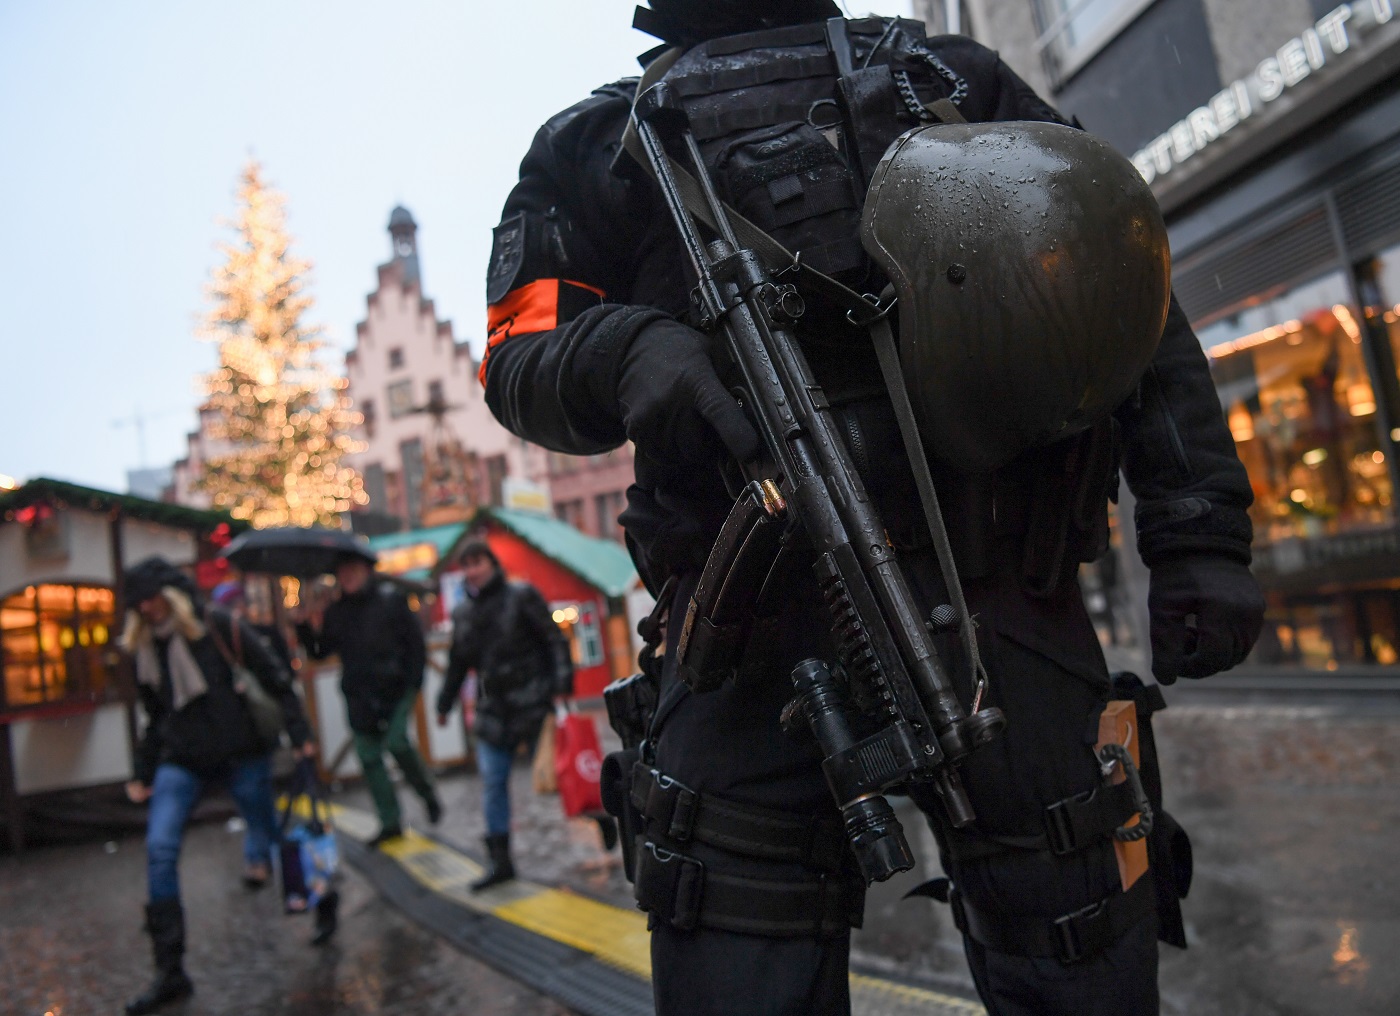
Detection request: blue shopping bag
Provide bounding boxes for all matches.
[279,760,339,915]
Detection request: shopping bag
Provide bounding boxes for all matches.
[554,708,604,818]
[532,712,558,794]
[279,761,340,914]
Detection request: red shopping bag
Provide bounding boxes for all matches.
[554,709,604,818]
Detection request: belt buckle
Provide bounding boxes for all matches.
[1051,897,1106,964]
[1043,790,1092,855]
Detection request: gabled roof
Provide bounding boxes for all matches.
[458,507,638,599]
[0,477,242,533]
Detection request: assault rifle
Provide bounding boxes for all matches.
[630,84,1006,885]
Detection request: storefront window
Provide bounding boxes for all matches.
[1364,242,1400,397]
[1,584,116,709]
[1198,271,1389,542]
[1195,271,1400,670]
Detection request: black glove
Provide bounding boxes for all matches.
[617,318,760,466]
[1148,555,1264,684]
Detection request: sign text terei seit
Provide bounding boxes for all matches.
[1131,1,1395,185]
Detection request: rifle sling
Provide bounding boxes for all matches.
[623,52,986,698]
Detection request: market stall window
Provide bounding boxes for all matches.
[1,584,116,709]
[551,600,604,669]
[1199,271,1389,542]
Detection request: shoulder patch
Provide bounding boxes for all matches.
[487,212,527,305]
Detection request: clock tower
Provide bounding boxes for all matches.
[387,204,420,287]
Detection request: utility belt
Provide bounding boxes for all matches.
[602,754,864,938]
[912,674,1192,963]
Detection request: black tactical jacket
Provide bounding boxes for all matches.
[437,573,574,748]
[298,582,426,735]
[135,609,311,784]
[482,23,1253,644]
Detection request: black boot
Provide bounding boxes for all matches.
[125,899,193,1014]
[311,889,340,946]
[470,833,515,891]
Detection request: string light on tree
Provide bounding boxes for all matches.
[194,161,367,528]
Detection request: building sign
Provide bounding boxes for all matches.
[502,477,550,515]
[1132,1,1394,184]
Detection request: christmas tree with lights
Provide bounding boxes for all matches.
[195,161,366,528]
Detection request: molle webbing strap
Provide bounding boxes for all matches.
[635,840,862,937]
[631,764,847,872]
[1044,779,1143,856]
[951,872,1156,964]
[665,53,834,97]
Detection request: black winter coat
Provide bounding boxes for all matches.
[299,582,426,735]
[437,573,574,748]
[134,609,310,784]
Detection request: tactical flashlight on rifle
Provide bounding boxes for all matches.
[630,84,1006,885]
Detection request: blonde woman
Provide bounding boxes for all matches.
[120,556,313,1015]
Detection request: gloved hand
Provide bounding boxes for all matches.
[617,318,760,466]
[1148,554,1264,684]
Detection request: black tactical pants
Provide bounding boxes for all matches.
[653,926,851,1016]
[907,623,1161,1016]
[644,566,1159,1016]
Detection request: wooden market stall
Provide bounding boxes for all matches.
[0,478,242,853]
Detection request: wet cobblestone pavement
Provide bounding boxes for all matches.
[4,692,1397,1015]
[356,693,1400,1014]
[0,819,572,1015]
[853,688,1400,1015]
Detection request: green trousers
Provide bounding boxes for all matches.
[352,691,436,830]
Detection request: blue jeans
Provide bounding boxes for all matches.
[146,756,279,902]
[476,740,515,837]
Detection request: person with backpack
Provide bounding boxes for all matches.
[435,539,574,889]
[120,556,314,1015]
[297,549,442,846]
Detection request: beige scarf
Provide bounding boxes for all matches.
[124,586,210,710]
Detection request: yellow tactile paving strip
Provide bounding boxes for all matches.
[291,798,984,1014]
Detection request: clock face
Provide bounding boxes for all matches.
[396,239,413,256]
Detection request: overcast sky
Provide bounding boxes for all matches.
[0,0,913,492]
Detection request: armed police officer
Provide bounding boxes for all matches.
[478,3,1264,1014]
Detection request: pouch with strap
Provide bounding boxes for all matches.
[207,611,284,747]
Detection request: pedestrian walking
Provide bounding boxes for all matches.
[297,550,441,846]
[120,556,314,1015]
[477,3,1265,1013]
[435,540,574,890]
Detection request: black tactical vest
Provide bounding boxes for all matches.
[657,17,969,281]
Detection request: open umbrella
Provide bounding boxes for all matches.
[221,527,376,577]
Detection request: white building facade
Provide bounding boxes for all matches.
[345,207,549,531]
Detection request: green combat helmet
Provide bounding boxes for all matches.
[860,120,1171,474]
